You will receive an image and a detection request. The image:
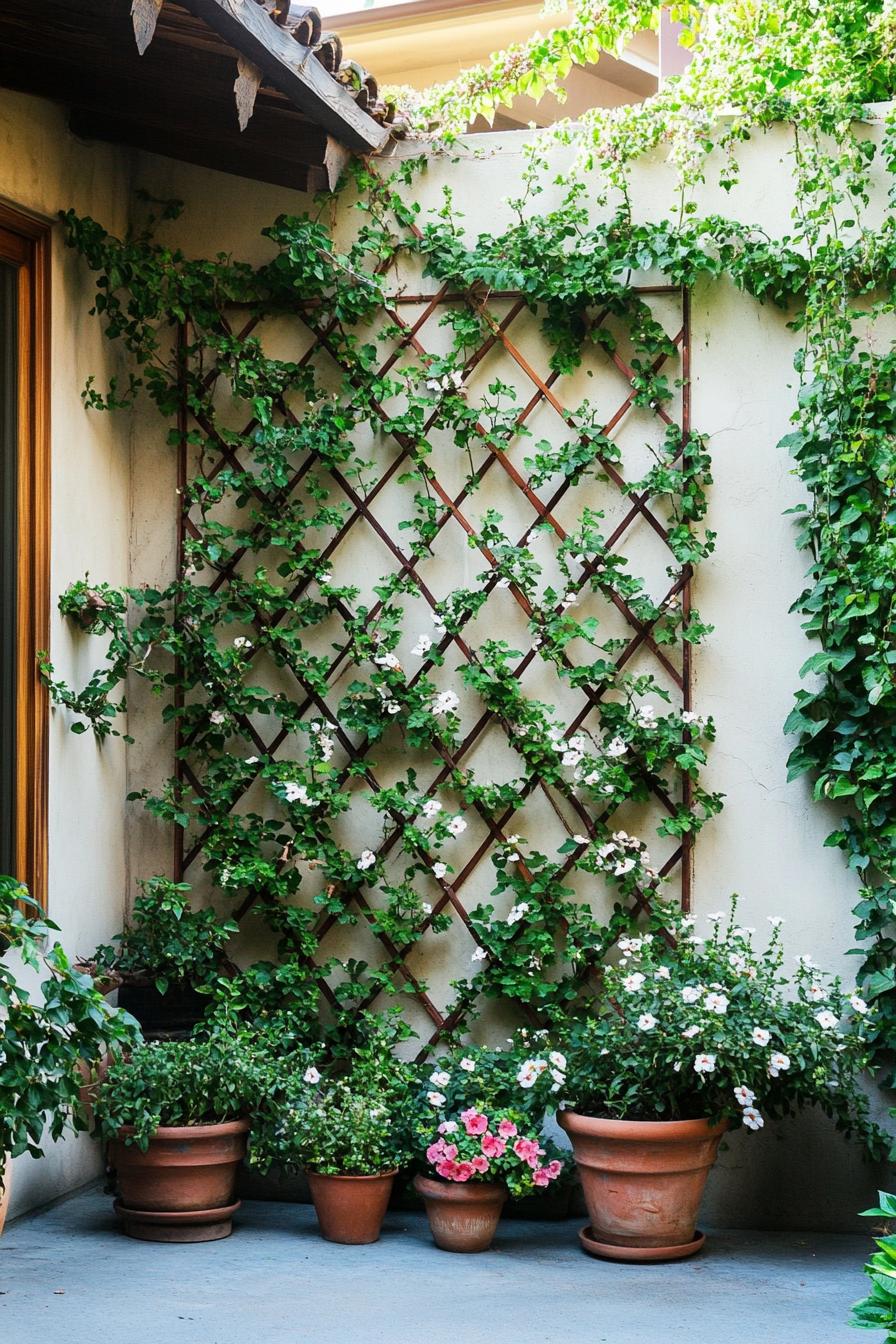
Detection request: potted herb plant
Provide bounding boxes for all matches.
[559,899,884,1262]
[0,875,138,1233]
[94,1035,263,1242]
[82,877,238,1037]
[249,1011,414,1245]
[413,1042,566,1252]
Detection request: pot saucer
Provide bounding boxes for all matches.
[114,1199,240,1243]
[577,1225,705,1262]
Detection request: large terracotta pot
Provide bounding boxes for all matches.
[0,1157,11,1238]
[558,1110,727,1261]
[413,1174,507,1253]
[110,1118,249,1242]
[307,1170,396,1244]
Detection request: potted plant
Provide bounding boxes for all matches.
[249,1011,414,1244]
[412,1042,566,1252]
[82,877,238,1037]
[559,898,884,1262]
[94,1035,262,1242]
[850,1191,896,1338]
[0,875,138,1233]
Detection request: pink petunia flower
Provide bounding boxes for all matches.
[426,1141,446,1165]
[532,1168,551,1187]
[513,1137,541,1163]
[497,1119,518,1139]
[462,1110,489,1136]
[442,1144,458,1161]
[471,1155,490,1173]
[436,1160,458,1180]
[453,1161,475,1182]
[545,1160,563,1180]
[481,1133,507,1159]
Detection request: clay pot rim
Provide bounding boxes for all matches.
[116,1118,250,1142]
[413,1173,507,1200]
[558,1109,728,1141]
[306,1168,398,1181]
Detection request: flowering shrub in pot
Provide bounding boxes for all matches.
[413,1042,566,1251]
[560,899,884,1262]
[249,1011,414,1244]
[95,1035,267,1242]
[82,877,238,1037]
[0,876,138,1234]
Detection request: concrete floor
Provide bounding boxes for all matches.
[0,1187,875,1344]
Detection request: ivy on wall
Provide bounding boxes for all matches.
[45,169,722,1052]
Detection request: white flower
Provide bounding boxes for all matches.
[471,946,487,962]
[549,1051,567,1071]
[427,1091,446,1107]
[562,749,583,768]
[507,902,530,925]
[356,850,376,871]
[622,972,646,993]
[318,571,332,586]
[210,710,226,725]
[550,1067,565,1085]
[385,700,401,715]
[439,1121,458,1134]
[412,635,433,657]
[706,911,725,923]
[807,984,826,1002]
[283,781,314,806]
[655,966,671,980]
[606,737,628,758]
[681,986,701,1004]
[768,1052,791,1077]
[693,1054,716,1075]
[495,576,511,589]
[318,733,334,762]
[233,636,252,650]
[245,755,259,765]
[636,704,657,729]
[614,857,636,877]
[637,1013,657,1031]
[682,1025,700,1039]
[459,1057,476,1073]
[741,1106,764,1131]
[705,992,729,1015]
[850,995,868,1015]
[430,1071,451,1087]
[421,799,442,820]
[516,1062,539,1089]
[751,1028,771,1046]
[303,1067,321,1085]
[433,862,447,880]
[374,651,402,670]
[733,1086,755,1107]
[767,916,784,927]
[447,815,467,838]
[797,955,817,969]
[432,689,460,716]
[421,902,432,915]
[572,833,589,846]
[815,1010,839,1030]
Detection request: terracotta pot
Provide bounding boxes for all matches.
[558,1110,727,1261]
[413,1174,507,1252]
[110,1118,249,1242]
[0,1157,11,1238]
[307,1170,396,1244]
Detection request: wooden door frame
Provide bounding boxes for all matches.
[0,203,51,909]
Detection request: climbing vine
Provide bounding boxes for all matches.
[46,0,896,1067]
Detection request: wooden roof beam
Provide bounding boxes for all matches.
[174,0,390,152]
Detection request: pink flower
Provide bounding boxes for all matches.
[426,1141,446,1165]
[497,1119,518,1138]
[481,1134,506,1159]
[442,1144,458,1161]
[545,1160,563,1180]
[436,1160,458,1180]
[453,1161,475,1182]
[532,1168,550,1187]
[462,1110,488,1136]
[513,1136,541,1163]
[471,1155,490,1173]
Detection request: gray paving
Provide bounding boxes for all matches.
[0,1187,876,1343]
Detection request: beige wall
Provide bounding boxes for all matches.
[2,91,891,1225]
[0,87,133,1217]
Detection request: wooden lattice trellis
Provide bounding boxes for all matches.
[172,262,695,1059]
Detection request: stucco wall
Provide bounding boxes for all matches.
[129,128,893,1230]
[3,93,892,1226]
[0,88,133,1217]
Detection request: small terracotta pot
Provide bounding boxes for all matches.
[0,1157,11,1238]
[111,1118,249,1242]
[307,1170,396,1244]
[558,1110,727,1261]
[413,1174,507,1252]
